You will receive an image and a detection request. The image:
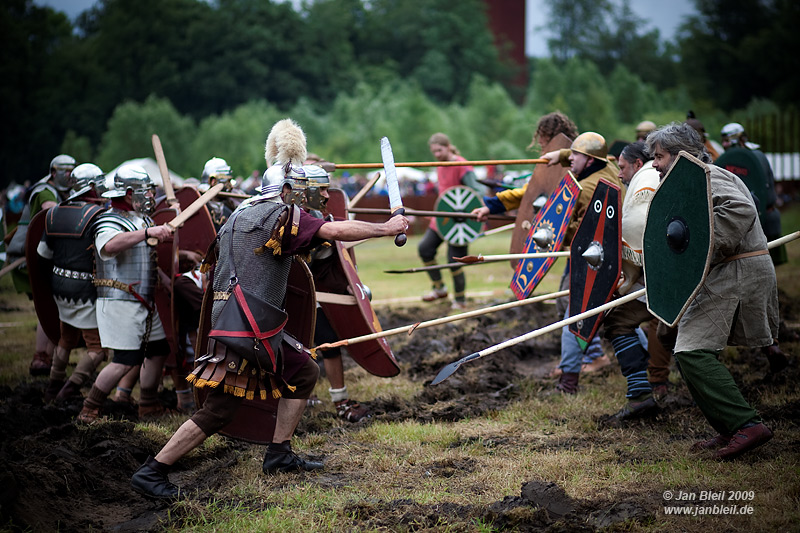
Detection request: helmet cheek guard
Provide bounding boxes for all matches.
[303,165,331,210]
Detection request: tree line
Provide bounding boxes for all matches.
[3,0,797,187]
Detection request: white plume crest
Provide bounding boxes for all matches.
[265,119,307,168]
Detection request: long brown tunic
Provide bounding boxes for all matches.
[674,165,779,353]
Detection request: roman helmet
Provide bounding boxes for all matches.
[201,157,234,191]
[260,118,324,207]
[68,163,106,200]
[104,164,156,214]
[50,154,76,193]
[570,132,608,162]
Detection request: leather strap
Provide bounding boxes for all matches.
[720,249,768,264]
[93,278,153,312]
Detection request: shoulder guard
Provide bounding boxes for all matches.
[45,201,106,238]
[93,208,140,233]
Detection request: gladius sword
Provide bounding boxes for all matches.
[380,136,406,247]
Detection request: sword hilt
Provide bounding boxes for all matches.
[392,207,407,247]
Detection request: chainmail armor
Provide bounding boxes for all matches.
[211,200,291,326]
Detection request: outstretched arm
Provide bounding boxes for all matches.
[316,216,409,242]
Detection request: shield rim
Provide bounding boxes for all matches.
[644,150,714,327]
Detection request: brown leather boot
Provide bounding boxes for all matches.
[44,379,65,403]
[30,351,52,376]
[55,380,84,403]
[555,372,580,394]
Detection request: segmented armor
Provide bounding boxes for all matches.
[44,201,106,303]
[93,209,157,304]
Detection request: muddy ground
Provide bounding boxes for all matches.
[1,293,798,532]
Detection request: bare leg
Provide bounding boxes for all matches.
[322,356,345,390]
[154,419,207,465]
[272,398,307,443]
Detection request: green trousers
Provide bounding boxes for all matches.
[675,349,760,435]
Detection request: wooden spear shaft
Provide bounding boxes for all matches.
[335,158,548,169]
[311,289,569,352]
[348,206,515,221]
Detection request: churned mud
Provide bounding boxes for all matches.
[1,294,798,531]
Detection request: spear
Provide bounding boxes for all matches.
[430,229,800,385]
[384,250,569,274]
[311,289,569,354]
[431,288,646,385]
[348,206,515,221]
[0,256,26,279]
[335,158,547,169]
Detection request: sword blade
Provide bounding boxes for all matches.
[380,136,406,246]
[381,137,403,213]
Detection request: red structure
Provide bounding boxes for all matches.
[482,0,528,90]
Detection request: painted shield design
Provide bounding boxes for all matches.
[509,133,573,266]
[568,179,622,343]
[510,172,581,300]
[434,186,484,246]
[644,151,713,327]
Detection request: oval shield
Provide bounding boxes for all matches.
[644,151,713,327]
[433,186,483,246]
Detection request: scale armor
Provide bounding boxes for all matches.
[93,210,157,304]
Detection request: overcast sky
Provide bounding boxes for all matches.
[35,0,697,57]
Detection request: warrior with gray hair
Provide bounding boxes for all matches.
[646,122,779,460]
[131,118,409,499]
[645,121,712,170]
[76,164,176,424]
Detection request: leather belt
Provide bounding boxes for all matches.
[93,278,153,312]
[53,266,93,280]
[720,249,769,264]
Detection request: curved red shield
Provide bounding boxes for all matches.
[316,241,399,377]
[194,259,317,444]
[26,209,60,344]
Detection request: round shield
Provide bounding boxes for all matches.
[433,186,483,246]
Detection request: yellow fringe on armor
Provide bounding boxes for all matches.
[246,390,255,400]
[272,388,282,399]
[291,225,298,236]
[260,390,267,400]
[309,348,317,360]
[186,374,197,384]
[286,384,296,393]
[200,262,213,273]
